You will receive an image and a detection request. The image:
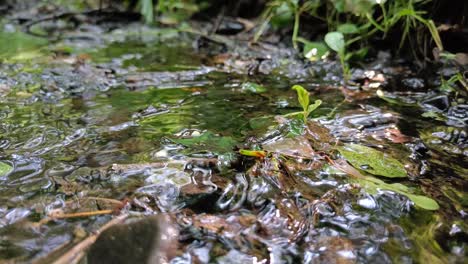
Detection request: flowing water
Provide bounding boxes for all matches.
[0,22,466,264]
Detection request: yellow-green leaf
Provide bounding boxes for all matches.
[292,85,309,112]
[239,149,267,158]
[0,161,13,177]
[406,194,440,210]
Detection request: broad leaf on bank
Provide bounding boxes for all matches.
[140,0,154,24]
[324,32,345,54]
[338,143,407,178]
[303,41,329,61]
[171,131,237,154]
[0,161,13,177]
[332,0,379,15]
[338,23,359,34]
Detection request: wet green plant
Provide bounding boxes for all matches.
[254,0,321,49]
[287,85,322,123]
[138,0,200,24]
[440,72,468,93]
[254,0,445,80]
[353,176,440,210]
[140,0,154,24]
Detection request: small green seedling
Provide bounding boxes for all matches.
[287,85,322,123]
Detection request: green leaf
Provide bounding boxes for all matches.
[241,82,267,93]
[303,41,329,61]
[353,176,439,210]
[270,2,294,28]
[346,47,368,61]
[337,23,359,34]
[171,131,237,154]
[239,149,266,158]
[291,85,309,112]
[0,161,13,177]
[140,0,154,24]
[0,32,48,60]
[338,143,407,178]
[324,31,345,53]
[406,194,440,210]
[306,100,322,115]
[248,116,274,130]
[331,0,377,15]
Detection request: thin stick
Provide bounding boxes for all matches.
[52,210,114,219]
[39,210,114,225]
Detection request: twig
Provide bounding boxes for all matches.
[39,210,114,225]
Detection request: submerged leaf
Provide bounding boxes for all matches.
[337,23,359,34]
[241,82,267,93]
[0,161,13,177]
[352,177,439,210]
[172,132,237,154]
[338,143,407,178]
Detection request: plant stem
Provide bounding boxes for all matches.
[292,8,300,49]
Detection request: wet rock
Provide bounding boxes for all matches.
[420,126,467,156]
[87,215,178,264]
[402,78,425,90]
[437,67,460,78]
[453,53,468,66]
[0,83,11,96]
[350,68,366,82]
[216,249,256,263]
[195,36,227,55]
[262,136,315,158]
[341,111,398,130]
[215,19,245,35]
[0,207,31,228]
[447,104,468,120]
[421,95,450,111]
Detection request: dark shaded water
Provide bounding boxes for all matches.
[0,24,466,263]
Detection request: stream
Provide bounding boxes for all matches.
[0,18,466,264]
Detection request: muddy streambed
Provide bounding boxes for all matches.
[0,23,467,264]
